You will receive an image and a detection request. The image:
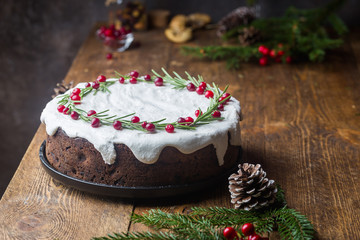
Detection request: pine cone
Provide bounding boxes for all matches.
[238,26,260,46]
[52,80,74,98]
[217,7,256,37]
[229,163,277,210]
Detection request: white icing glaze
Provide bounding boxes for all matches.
[40,80,241,165]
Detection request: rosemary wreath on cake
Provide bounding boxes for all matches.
[56,68,232,133]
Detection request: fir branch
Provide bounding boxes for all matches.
[92,231,180,240]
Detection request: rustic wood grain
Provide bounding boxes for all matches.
[1,25,359,239]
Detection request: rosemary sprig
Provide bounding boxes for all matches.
[56,69,231,132]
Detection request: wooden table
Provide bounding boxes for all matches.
[1,25,359,239]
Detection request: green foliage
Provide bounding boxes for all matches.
[92,187,314,240]
[182,0,348,68]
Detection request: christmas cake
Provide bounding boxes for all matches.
[40,69,242,187]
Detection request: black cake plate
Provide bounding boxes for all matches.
[39,141,242,198]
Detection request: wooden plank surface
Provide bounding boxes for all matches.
[1,25,359,239]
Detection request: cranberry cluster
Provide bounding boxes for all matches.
[223,223,268,240]
[258,44,292,66]
[96,24,132,50]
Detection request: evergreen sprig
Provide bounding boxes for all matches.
[92,187,314,240]
[182,0,347,69]
[56,69,230,132]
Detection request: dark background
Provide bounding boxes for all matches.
[0,0,359,197]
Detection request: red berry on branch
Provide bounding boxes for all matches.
[269,49,276,58]
[218,103,224,111]
[130,71,139,78]
[92,81,100,89]
[113,120,122,130]
[185,116,194,125]
[97,75,106,82]
[286,56,292,63]
[204,90,214,99]
[258,45,269,55]
[195,109,202,117]
[259,56,268,66]
[212,110,221,118]
[165,124,174,133]
[222,92,231,98]
[223,227,237,240]
[63,107,70,115]
[70,111,79,120]
[249,234,261,240]
[72,88,81,95]
[196,86,205,95]
[131,116,140,123]
[141,121,148,128]
[87,110,97,116]
[186,83,196,91]
[154,77,163,86]
[57,105,65,113]
[144,74,151,81]
[119,77,125,84]
[85,82,91,88]
[277,50,284,56]
[199,81,207,89]
[129,77,137,84]
[71,94,81,104]
[106,53,113,60]
[177,117,186,125]
[146,123,155,132]
[241,223,255,236]
[91,118,101,128]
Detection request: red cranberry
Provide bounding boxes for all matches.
[259,45,269,55]
[165,124,174,133]
[269,49,276,58]
[70,111,79,120]
[146,123,155,132]
[63,107,70,115]
[212,110,221,118]
[85,82,91,88]
[186,83,196,91]
[241,223,255,236]
[144,74,151,81]
[92,81,100,89]
[104,29,114,37]
[286,56,292,63]
[185,117,194,125]
[195,109,202,117]
[91,118,101,128]
[218,104,224,111]
[222,93,231,100]
[196,86,205,95]
[129,77,137,84]
[87,110,97,116]
[177,117,186,125]
[141,121,148,128]
[223,227,237,240]
[129,71,139,78]
[199,82,207,89]
[106,53,113,60]
[97,75,106,82]
[204,90,214,98]
[278,50,284,56]
[154,77,163,86]
[119,77,125,84]
[131,116,140,123]
[259,56,268,66]
[219,96,226,103]
[113,120,122,130]
[57,105,65,113]
[249,234,261,240]
[72,88,81,95]
[71,94,81,104]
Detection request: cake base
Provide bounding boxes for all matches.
[40,141,242,198]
